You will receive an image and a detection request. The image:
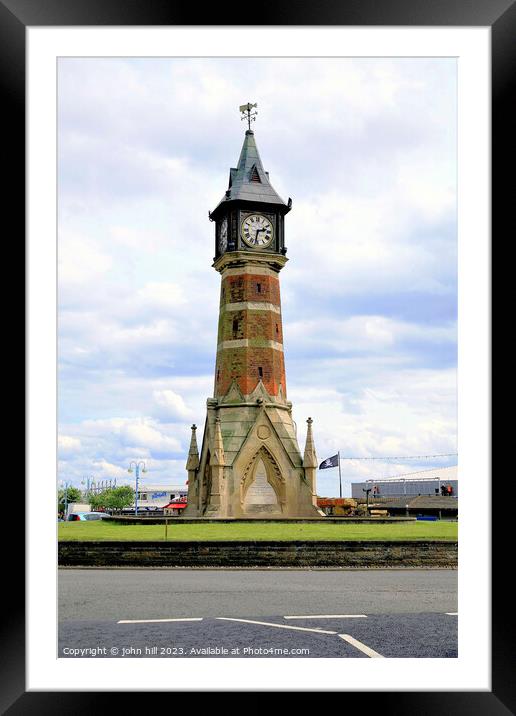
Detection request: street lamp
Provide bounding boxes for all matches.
[128,461,147,516]
[362,487,372,514]
[60,480,72,518]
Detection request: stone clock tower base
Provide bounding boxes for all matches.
[183,393,323,519]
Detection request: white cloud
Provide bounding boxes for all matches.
[74,416,182,453]
[58,233,112,285]
[120,419,181,453]
[91,458,128,479]
[136,282,187,310]
[287,188,455,299]
[287,315,456,355]
[292,366,457,493]
[58,434,82,455]
[152,389,193,421]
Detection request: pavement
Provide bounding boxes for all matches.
[58,568,458,659]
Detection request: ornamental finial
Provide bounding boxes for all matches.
[239,102,258,131]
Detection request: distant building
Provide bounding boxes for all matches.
[366,494,458,519]
[351,465,458,499]
[163,499,188,516]
[128,484,188,512]
[65,502,91,518]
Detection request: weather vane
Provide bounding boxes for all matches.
[239,102,258,130]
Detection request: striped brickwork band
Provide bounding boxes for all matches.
[215,270,286,398]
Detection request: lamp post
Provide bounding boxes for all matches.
[128,461,147,516]
[60,480,72,518]
[362,487,372,514]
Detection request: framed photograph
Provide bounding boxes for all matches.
[11,0,504,709]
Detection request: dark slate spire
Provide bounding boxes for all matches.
[214,130,287,211]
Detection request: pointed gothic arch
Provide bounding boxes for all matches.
[240,446,286,512]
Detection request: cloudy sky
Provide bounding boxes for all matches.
[57,57,457,497]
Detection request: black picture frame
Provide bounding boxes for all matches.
[10,0,505,711]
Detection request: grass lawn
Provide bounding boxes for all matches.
[58,520,458,542]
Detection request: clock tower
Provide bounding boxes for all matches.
[184,104,324,518]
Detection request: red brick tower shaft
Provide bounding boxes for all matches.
[214,262,286,400]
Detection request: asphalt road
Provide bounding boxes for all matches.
[59,568,458,659]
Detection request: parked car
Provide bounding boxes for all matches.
[67,512,111,522]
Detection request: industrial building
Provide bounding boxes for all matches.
[351,465,458,500]
[366,494,458,519]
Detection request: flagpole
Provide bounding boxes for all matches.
[338,450,342,498]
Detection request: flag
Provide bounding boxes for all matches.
[319,454,339,469]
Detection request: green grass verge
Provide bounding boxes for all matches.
[58,520,458,542]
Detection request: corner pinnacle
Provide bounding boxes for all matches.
[303,417,318,469]
[186,423,200,471]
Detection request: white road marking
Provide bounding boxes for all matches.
[216,617,337,635]
[339,634,384,658]
[445,612,458,616]
[117,618,203,624]
[284,614,367,620]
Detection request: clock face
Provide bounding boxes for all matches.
[218,218,228,252]
[241,213,274,248]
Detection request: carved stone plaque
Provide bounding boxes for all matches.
[244,458,279,509]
